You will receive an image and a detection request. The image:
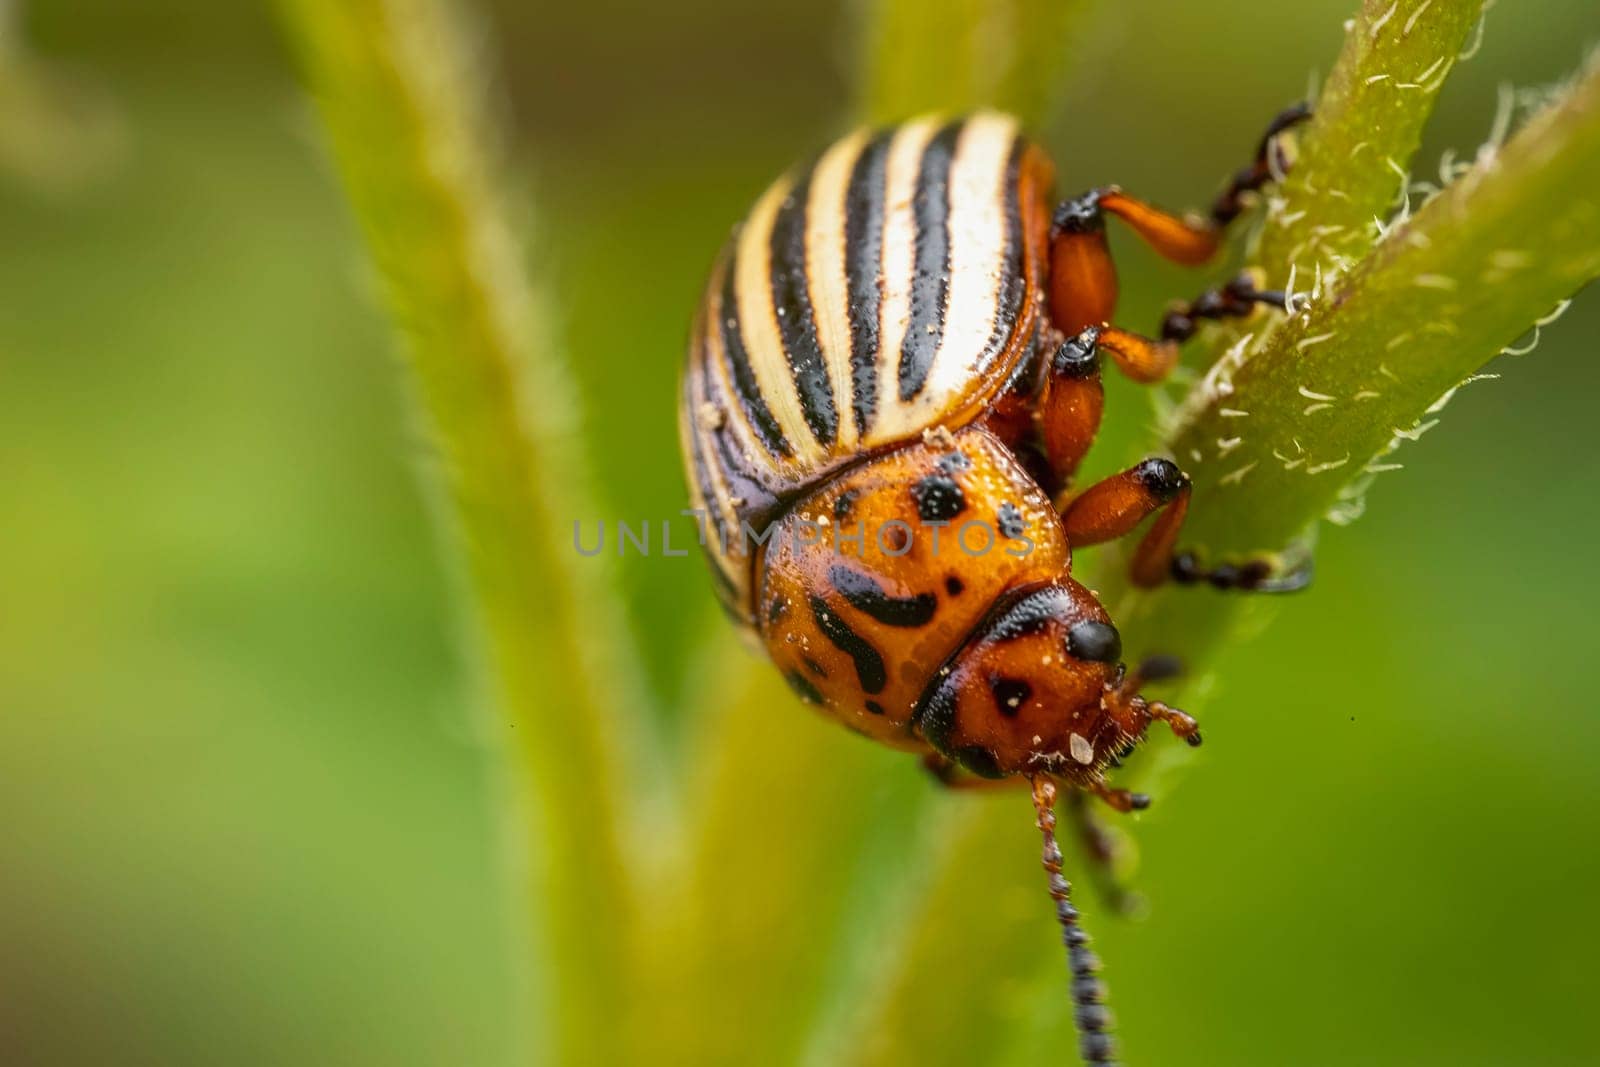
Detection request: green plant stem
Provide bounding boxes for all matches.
[274,1,652,1061]
[1253,0,1486,278]
[842,6,1600,1061]
[857,0,1090,125]
[1114,56,1600,672]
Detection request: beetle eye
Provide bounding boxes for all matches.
[1066,620,1122,664]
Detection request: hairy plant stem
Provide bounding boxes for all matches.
[275,1,656,1060]
[1109,47,1600,681]
[1253,0,1488,277]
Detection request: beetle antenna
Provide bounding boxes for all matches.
[1030,775,1118,1065]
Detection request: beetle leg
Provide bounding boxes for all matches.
[1047,102,1309,336]
[1058,457,1191,588]
[1066,788,1144,916]
[1059,457,1314,590]
[1037,326,1181,488]
[929,756,1145,913]
[1171,549,1316,593]
[1038,329,1106,485]
[1211,101,1312,226]
[1160,270,1293,345]
[1087,777,1151,814]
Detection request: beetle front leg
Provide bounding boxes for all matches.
[1051,422,1309,591]
[1059,457,1192,588]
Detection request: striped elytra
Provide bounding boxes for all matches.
[681,112,1055,620]
[678,103,1186,796]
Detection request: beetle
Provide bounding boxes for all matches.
[679,106,1307,1064]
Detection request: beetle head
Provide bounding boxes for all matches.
[917,579,1150,780]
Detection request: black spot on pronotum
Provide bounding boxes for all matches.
[911,474,966,522]
[990,677,1032,718]
[809,595,887,694]
[828,564,937,627]
[936,450,972,475]
[944,576,964,597]
[997,501,1025,539]
[1133,457,1187,502]
[767,597,788,625]
[802,656,828,679]
[865,700,885,716]
[784,669,824,706]
[832,488,859,522]
[1067,620,1122,664]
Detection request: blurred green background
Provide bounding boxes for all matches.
[4,0,1599,1063]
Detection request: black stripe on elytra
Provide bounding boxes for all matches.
[697,339,780,547]
[770,169,838,446]
[684,363,730,555]
[827,564,937,627]
[898,121,963,402]
[845,131,892,433]
[809,595,886,694]
[719,251,791,459]
[974,135,1028,376]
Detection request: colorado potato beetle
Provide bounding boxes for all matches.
[680,106,1307,1064]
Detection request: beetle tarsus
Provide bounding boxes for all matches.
[1210,100,1312,226]
[1161,271,1292,343]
